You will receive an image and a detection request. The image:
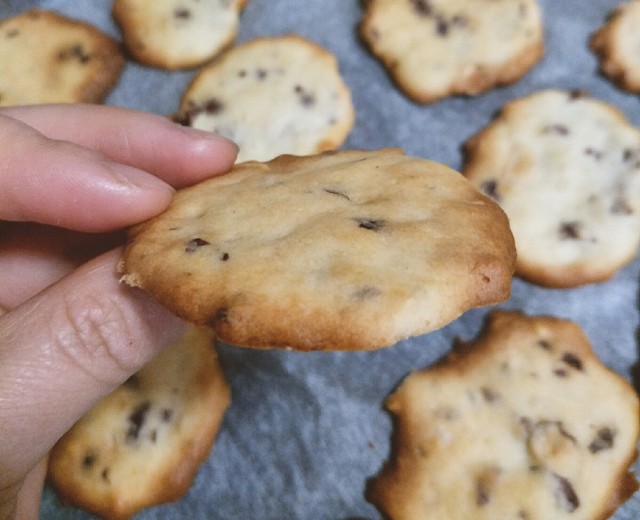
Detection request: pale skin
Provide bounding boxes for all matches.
[0,104,238,520]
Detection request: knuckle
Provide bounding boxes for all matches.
[53,292,142,384]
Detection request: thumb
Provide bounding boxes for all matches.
[0,248,185,489]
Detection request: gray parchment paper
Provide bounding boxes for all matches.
[2,0,640,518]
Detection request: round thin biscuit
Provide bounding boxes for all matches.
[119,149,516,351]
[175,35,355,163]
[47,325,230,520]
[112,0,248,70]
[360,0,544,104]
[0,9,124,107]
[368,310,640,520]
[591,1,640,94]
[463,89,640,288]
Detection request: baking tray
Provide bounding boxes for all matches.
[2,0,639,518]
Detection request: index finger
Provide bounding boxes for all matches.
[1,104,238,188]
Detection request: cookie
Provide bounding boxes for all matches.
[47,325,230,520]
[119,149,516,351]
[112,0,249,70]
[591,1,640,94]
[368,310,640,520]
[0,9,124,107]
[175,35,355,163]
[463,89,640,288]
[359,0,544,104]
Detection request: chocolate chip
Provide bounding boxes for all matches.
[589,427,616,453]
[536,339,553,351]
[352,286,382,300]
[324,187,351,200]
[552,473,579,512]
[256,68,268,79]
[82,452,97,469]
[101,467,110,483]
[294,85,315,107]
[204,98,224,114]
[623,148,640,164]
[410,0,434,17]
[174,7,191,18]
[58,44,91,64]
[553,368,568,377]
[355,218,385,231]
[561,352,583,371]
[480,179,500,201]
[584,147,603,160]
[611,196,633,215]
[126,401,151,442]
[475,466,500,507]
[568,89,587,100]
[221,252,230,261]
[559,221,581,239]
[476,485,490,506]
[161,408,174,423]
[480,386,500,403]
[436,18,449,36]
[543,124,570,136]
[185,238,210,253]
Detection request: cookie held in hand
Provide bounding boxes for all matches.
[47,326,230,520]
[368,310,640,520]
[119,149,516,351]
[0,9,124,107]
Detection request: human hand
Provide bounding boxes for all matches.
[0,104,237,519]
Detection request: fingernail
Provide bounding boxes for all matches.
[176,123,239,148]
[109,163,175,193]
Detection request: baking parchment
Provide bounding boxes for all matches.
[2,0,640,518]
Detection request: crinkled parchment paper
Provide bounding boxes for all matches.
[2,0,639,518]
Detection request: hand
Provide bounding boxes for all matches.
[0,104,237,519]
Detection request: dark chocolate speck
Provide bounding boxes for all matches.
[355,218,385,231]
[589,427,616,453]
[186,237,210,253]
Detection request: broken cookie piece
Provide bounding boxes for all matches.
[119,149,516,351]
[47,326,230,520]
[368,310,640,520]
